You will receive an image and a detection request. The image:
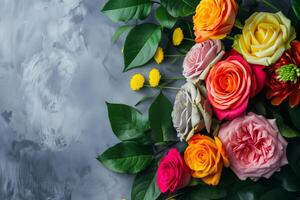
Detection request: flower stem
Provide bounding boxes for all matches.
[226,36,235,40]
[184,37,195,42]
[166,193,184,200]
[165,54,185,57]
[152,0,160,4]
[163,77,185,80]
[260,0,279,11]
[159,86,181,90]
[154,141,180,156]
[145,85,180,90]
[234,19,243,30]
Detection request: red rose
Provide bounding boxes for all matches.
[265,41,300,108]
[291,41,300,65]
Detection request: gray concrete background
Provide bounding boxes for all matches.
[0,0,155,199]
[0,0,292,199]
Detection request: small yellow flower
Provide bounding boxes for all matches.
[149,68,161,88]
[154,47,164,64]
[172,27,184,46]
[130,73,145,91]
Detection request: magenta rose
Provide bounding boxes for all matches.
[157,148,190,193]
[218,112,288,181]
[183,40,225,82]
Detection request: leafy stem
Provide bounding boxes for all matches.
[226,36,235,40]
[165,54,185,57]
[234,19,243,30]
[162,77,185,80]
[260,0,279,11]
[184,37,195,42]
[166,193,184,200]
[154,141,180,157]
[145,85,181,90]
[152,0,160,4]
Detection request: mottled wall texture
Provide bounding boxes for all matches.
[0,0,141,199]
[0,0,291,199]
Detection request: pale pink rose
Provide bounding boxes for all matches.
[183,40,224,82]
[218,112,288,181]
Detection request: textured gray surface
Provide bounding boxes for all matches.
[0,0,152,199]
[0,0,291,199]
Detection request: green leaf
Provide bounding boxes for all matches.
[131,164,161,200]
[288,106,300,131]
[219,168,239,187]
[274,165,300,192]
[259,187,296,200]
[101,0,152,22]
[106,103,150,141]
[112,25,132,44]
[97,141,153,174]
[292,0,300,20]
[188,178,205,187]
[124,23,162,71]
[273,112,300,138]
[185,185,227,200]
[228,184,268,200]
[135,95,155,106]
[149,92,175,143]
[287,141,300,179]
[155,6,177,29]
[161,0,200,17]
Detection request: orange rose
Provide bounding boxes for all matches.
[193,0,238,43]
[184,135,229,185]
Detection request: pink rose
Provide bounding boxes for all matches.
[206,50,266,120]
[157,148,191,193]
[218,112,288,181]
[183,40,225,82]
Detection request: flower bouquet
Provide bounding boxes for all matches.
[98,0,300,199]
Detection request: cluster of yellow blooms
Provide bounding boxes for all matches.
[130,68,161,91]
[154,27,184,64]
[129,27,184,91]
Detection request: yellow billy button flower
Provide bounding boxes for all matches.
[149,68,161,88]
[130,73,145,91]
[173,28,184,46]
[154,47,164,64]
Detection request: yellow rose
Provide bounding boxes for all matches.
[233,12,296,66]
[184,135,229,185]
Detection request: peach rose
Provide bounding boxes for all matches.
[206,51,266,120]
[184,135,229,185]
[218,113,288,181]
[193,0,238,43]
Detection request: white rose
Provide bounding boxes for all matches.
[172,82,212,141]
